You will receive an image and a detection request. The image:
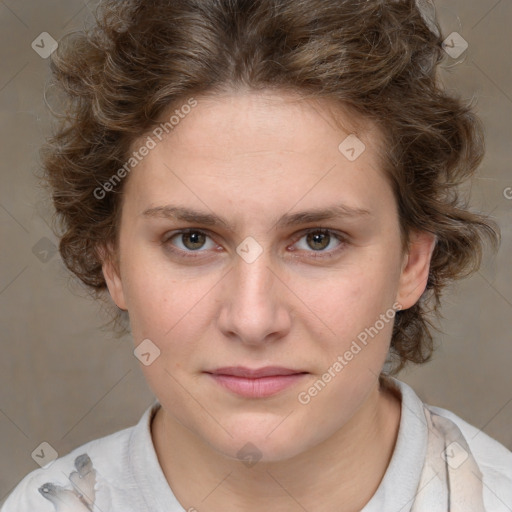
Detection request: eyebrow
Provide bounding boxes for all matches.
[141,203,372,231]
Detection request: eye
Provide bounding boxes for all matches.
[290,228,346,258]
[161,228,347,260]
[163,229,216,254]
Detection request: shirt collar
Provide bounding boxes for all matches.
[361,375,428,512]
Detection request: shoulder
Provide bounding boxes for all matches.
[389,377,512,511]
[1,422,135,512]
[428,403,512,492]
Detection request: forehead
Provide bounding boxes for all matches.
[154,90,378,153]
[122,90,392,219]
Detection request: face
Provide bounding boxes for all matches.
[102,90,435,462]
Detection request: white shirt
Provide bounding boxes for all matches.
[2,377,511,511]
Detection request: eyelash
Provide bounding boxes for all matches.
[161,228,348,260]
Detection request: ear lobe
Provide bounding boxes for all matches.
[396,230,437,310]
[99,243,127,311]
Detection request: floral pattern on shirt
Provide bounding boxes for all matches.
[38,454,97,512]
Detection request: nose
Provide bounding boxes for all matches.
[216,248,292,347]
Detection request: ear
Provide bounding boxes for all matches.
[395,230,437,310]
[99,243,127,311]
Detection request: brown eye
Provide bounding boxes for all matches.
[180,231,207,250]
[305,230,331,251]
[164,229,215,254]
[291,228,347,260]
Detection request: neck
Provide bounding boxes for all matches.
[151,377,401,512]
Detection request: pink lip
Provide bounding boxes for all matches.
[205,366,308,398]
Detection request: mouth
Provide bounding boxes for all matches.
[204,366,309,398]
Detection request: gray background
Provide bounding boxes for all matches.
[1,0,511,504]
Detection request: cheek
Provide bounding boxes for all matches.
[121,253,221,352]
[298,261,398,338]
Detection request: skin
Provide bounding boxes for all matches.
[102,90,436,512]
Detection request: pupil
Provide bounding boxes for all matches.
[308,231,329,251]
[185,232,205,250]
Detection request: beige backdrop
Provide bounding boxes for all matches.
[1,0,511,504]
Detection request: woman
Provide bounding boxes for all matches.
[3,0,511,510]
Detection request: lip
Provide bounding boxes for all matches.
[205,366,308,398]
[208,366,306,378]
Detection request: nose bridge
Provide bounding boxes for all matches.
[218,241,291,343]
[232,245,276,310]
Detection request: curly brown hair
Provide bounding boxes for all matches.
[40,0,500,374]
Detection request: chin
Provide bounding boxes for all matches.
[204,419,317,465]
[216,438,307,465]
